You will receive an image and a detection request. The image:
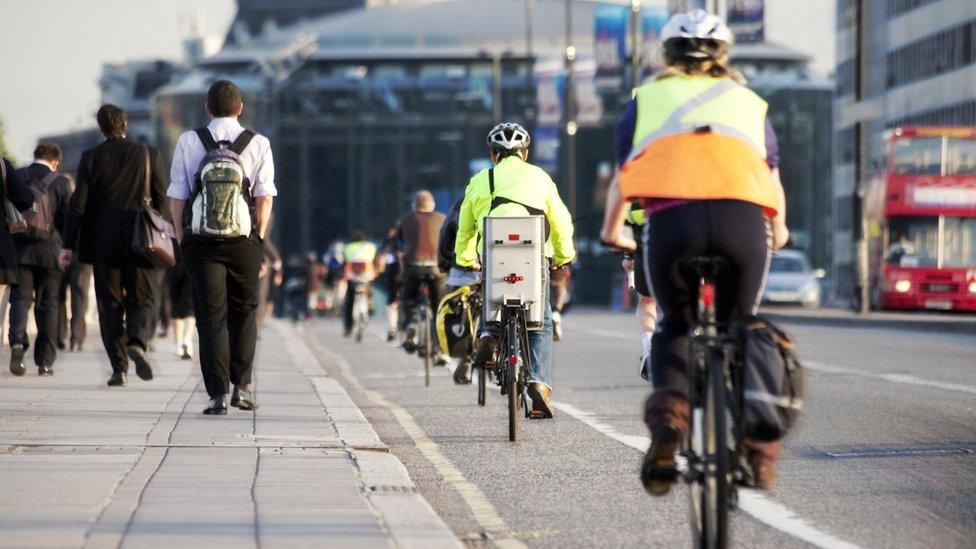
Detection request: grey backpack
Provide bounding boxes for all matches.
[185,128,256,238]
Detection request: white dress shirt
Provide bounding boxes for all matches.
[167,117,277,200]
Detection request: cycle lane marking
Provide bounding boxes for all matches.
[305,336,527,549]
[552,401,861,549]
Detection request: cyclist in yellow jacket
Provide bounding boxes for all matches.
[455,123,575,418]
[602,10,789,495]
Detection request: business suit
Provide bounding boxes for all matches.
[8,163,72,368]
[63,137,169,374]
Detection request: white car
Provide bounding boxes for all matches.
[762,250,825,309]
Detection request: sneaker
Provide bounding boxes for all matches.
[402,325,418,353]
[434,354,449,367]
[526,381,555,419]
[551,311,562,342]
[640,428,680,496]
[9,344,26,376]
[639,353,650,381]
[473,335,497,366]
[453,358,472,385]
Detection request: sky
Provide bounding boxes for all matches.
[0,0,834,162]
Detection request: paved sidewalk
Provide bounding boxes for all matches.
[759,305,976,334]
[0,319,460,548]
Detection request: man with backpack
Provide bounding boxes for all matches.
[8,144,72,376]
[61,105,170,387]
[168,80,276,415]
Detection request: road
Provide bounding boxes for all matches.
[300,309,976,548]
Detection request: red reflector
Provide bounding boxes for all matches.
[507,355,519,366]
[508,234,520,241]
[701,283,716,308]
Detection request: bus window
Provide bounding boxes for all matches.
[891,137,942,174]
[947,138,976,175]
[887,217,938,266]
[943,217,976,268]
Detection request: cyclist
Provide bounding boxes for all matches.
[600,198,657,380]
[341,231,378,337]
[440,197,483,385]
[378,229,402,342]
[395,190,448,366]
[602,10,789,494]
[455,123,576,418]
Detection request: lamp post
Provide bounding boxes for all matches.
[564,0,577,215]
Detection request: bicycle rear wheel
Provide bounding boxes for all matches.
[689,350,732,549]
[419,308,431,387]
[477,365,486,406]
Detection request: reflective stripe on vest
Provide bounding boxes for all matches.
[345,241,376,263]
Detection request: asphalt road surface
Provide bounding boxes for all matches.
[299,309,975,548]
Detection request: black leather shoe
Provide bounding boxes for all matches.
[9,344,26,376]
[231,386,259,411]
[56,341,66,351]
[203,395,228,415]
[107,371,127,387]
[38,365,54,376]
[127,345,154,381]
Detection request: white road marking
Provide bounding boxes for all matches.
[805,361,976,396]
[553,401,861,549]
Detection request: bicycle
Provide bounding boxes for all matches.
[678,256,746,549]
[416,282,433,387]
[350,280,370,343]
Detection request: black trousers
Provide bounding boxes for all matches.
[400,265,445,326]
[644,200,770,397]
[58,261,93,346]
[9,266,63,367]
[92,255,157,372]
[182,235,262,398]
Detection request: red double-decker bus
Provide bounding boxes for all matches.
[866,126,976,312]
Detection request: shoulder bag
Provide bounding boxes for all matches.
[131,146,176,267]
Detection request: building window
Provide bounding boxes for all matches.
[886,20,976,89]
[887,100,976,128]
[836,126,857,164]
[836,59,857,97]
[887,0,943,19]
[838,0,857,30]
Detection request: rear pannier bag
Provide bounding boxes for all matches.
[738,317,805,441]
[436,285,477,358]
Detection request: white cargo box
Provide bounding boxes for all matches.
[483,216,546,329]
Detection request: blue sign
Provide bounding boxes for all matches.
[594,4,629,90]
[728,0,765,43]
[533,126,561,174]
[642,6,670,76]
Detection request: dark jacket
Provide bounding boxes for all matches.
[63,138,169,264]
[0,158,37,284]
[438,199,463,272]
[14,163,72,270]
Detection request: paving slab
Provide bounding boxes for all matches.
[0,318,460,548]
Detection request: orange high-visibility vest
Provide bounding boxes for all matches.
[619,75,780,215]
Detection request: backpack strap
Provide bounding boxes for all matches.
[488,168,494,196]
[38,171,59,189]
[229,129,256,155]
[194,128,219,152]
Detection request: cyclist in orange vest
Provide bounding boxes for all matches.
[601,10,789,495]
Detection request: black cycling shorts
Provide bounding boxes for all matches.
[629,223,653,299]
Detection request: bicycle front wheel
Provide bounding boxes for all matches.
[690,350,732,549]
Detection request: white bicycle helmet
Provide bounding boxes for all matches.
[661,9,734,60]
[486,122,531,151]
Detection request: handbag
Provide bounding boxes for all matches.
[131,146,176,268]
[0,157,28,234]
[738,316,806,441]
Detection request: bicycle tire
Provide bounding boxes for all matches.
[420,307,431,387]
[506,320,520,442]
[691,349,731,549]
[477,365,486,406]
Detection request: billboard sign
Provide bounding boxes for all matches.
[668,0,705,15]
[593,4,629,91]
[727,0,765,43]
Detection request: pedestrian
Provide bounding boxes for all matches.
[8,144,72,376]
[168,247,195,360]
[57,252,93,352]
[168,79,276,415]
[61,104,170,387]
[0,155,40,372]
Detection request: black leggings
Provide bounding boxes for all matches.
[642,200,770,397]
